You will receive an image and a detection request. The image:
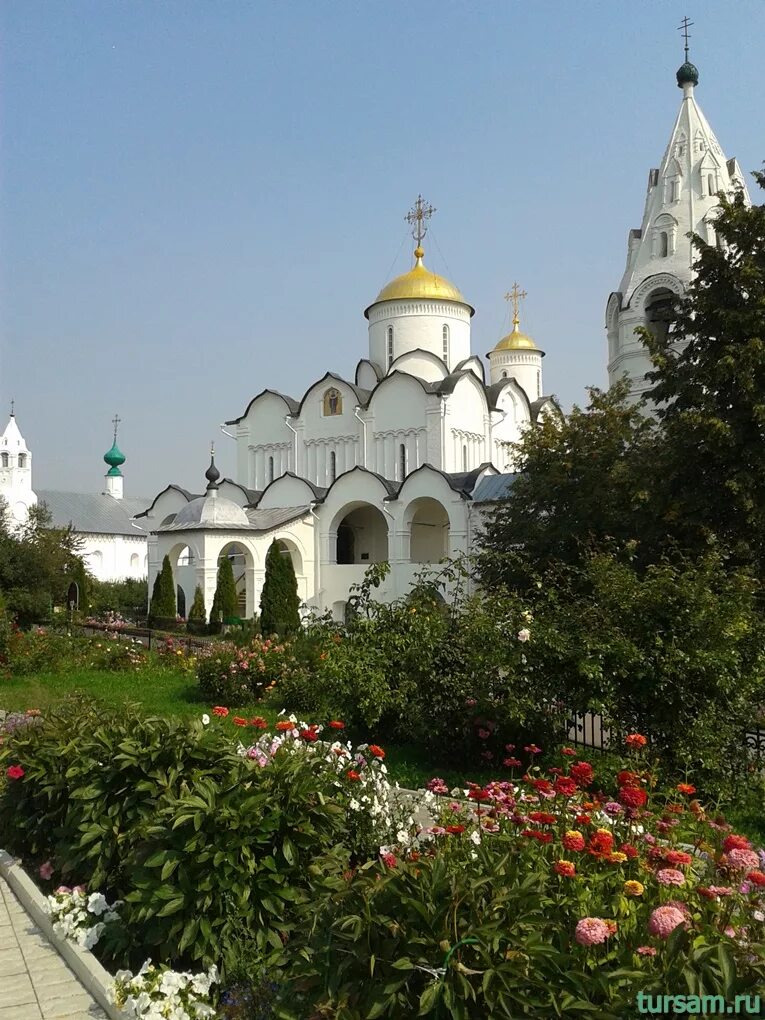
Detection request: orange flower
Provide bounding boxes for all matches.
[212,706,229,717]
[329,720,345,730]
[676,783,696,795]
[233,716,248,727]
[346,769,361,781]
[554,860,576,878]
[250,717,268,729]
[368,744,386,760]
[625,733,647,748]
[276,720,293,732]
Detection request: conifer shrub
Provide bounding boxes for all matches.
[187,585,207,635]
[260,541,300,637]
[148,555,176,630]
[210,557,238,626]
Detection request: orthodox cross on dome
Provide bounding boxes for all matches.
[405,194,436,250]
[678,15,693,61]
[111,413,121,443]
[9,399,14,417]
[504,282,527,327]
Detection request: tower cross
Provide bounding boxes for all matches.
[10,399,14,417]
[504,282,527,326]
[678,16,693,61]
[405,194,436,247]
[111,414,121,443]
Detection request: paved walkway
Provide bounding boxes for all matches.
[0,877,108,1020]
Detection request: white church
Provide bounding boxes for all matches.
[0,50,753,618]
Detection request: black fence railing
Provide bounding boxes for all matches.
[77,622,211,653]
[564,708,765,762]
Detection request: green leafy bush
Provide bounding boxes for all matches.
[196,638,306,705]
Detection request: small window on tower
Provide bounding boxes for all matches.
[329,451,336,483]
[1,453,8,468]
[659,232,669,258]
[387,326,394,368]
[501,371,508,379]
[707,174,715,197]
[671,180,679,203]
[268,456,274,483]
[442,324,449,364]
[399,443,406,480]
[17,454,25,468]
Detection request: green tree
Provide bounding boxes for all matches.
[477,382,659,592]
[260,540,300,636]
[149,555,176,624]
[644,167,765,571]
[210,556,238,625]
[188,585,206,623]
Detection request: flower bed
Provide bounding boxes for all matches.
[2,704,764,1017]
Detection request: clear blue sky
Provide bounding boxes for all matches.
[1,0,763,497]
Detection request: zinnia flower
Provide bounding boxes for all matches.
[664,850,693,867]
[722,834,751,853]
[6,765,24,780]
[656,868,685,887]
[212,706,229,717]
[746,871,765,888]
[554,861,576,878]
[275,721,293,732]
[676,783,696,795]
[524,744,542,754]
[503,757,522,768]
[727,848,760,872]
[233,716,248,727]
[562,831,586,852]
[570,762,594,786]
[625,733,648,748]
[328,720,345,730]
[561,747,577,757]
[574,918,610,946]
[38,861,54,881]
[346,770,361,782]
[637,946,657,956]
[368,745,385,760]
[250,717,268,729]
[446,824,465,835]
[648,906,686,939]
[554,777,578,797]
[624,880,644,896]
[618,786,647,809]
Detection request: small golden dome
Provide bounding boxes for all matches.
[493,319,539,352]
[365,248,474,318]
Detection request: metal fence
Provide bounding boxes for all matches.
[565,708,765,761]
[77,623,210,654]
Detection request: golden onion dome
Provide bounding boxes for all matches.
[493,318,540,352]
[364,247,474,318]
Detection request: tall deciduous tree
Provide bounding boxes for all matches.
[260,540,301,636]
[210,556,238,624]
[477,382,659,592]
[645,169,765,570]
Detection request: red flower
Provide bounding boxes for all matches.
[299,728,319,742]
[368,744,386,760]
[521,829,553,844]
[554,777,578,797]
[554,861,576,878]
[233,716,248,727]
[676,783,696,795]
[529,778,553,794]
[619,842,639,859]
[524,744,542,754]
[746,871,765,888]
[561,747,577,757]
[722,834,751,854]
[617,770,640,788]
[569,762,594,786]
[381,852,397,868]
[562,831,586,852]
[503,757,522,768]
[664,850,693,867]
[6,765,24,780]
[625,733,648,748]
[575,813,592,826]
[468,788,491,802]
[275,721,294,732]
[250,717,268,729]
[212,706,229,717]
[329,720,345,730]
[588,830,615,857]
[528,811,557,826]
[446,825,465,835]
[346,769,361,781]
[618,786,647,809]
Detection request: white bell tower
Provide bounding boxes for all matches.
[0,405,37,528]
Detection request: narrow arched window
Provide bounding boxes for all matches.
[462,445,467,471]
[442,324,449,364]
[386,326,394,367]
[17,454,25,468]
[329,450,336,483]
[501,370,508,379]
[399,443,406,480]
[707,173,715,197]
[268,455,274,483]
[670,180,679,203]
[537,370,541,397]
[1,453,8,468]
[659,232,669,258]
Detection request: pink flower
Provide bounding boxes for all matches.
[574,917,611,946]
[6,765,25,780]
[477,728,490,740]
[54,886,71,895]
[637,946,657,956]
[648,906,687,939]
[38,861,54,881]
[656,868,686,887]
[727,848,760,872]
[380,852,397,868]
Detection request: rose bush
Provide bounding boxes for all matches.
[196,637,307,705]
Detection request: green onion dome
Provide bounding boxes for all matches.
[676,61,699,88]
[104,441,126,477]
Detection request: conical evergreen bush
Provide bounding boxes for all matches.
[210,556,239,625]
[260,540,300,636]
[149,555,176,627]
[187,584,207,634]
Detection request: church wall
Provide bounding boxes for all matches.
[391,351,448,383]
[366,374,431,477]
[80,533,148,583]
[257,476,318,509]
[444,376,488,472]
[234,393,296,489]
[296,380,361,486]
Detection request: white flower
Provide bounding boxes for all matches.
[517,628,531,642]
[201,714,210,726]
[87,892,109,916]
[470,830,481,846]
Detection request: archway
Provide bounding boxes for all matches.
[176,585,186,619]
[644,288,676,347]
[407,497,450,563]
[333,504,389,564]
[218,542,254,620]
